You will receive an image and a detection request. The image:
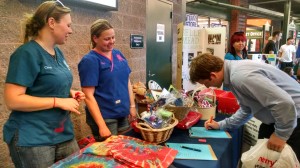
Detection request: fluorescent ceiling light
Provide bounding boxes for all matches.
[81,0,116,8]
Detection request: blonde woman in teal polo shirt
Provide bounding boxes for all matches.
[78,19,136,141]
[3,1,85,167]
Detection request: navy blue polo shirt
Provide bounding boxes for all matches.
[3,40,74,146]
[78,49,131,120]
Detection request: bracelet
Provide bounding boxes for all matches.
[130,105,135,108]
[53,97,56,108]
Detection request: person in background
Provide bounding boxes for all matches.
[189,53,300,160]
[264,31,282,55]
[294,40,300,77]
[283,67,298,81]
[264,31,282,68]
[3,1,85,167]
[278,37,296,70]
[223,31,247,91]
[224,31,248,60]
[78,19,136,142]
[295,40,300,62]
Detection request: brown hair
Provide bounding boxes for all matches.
[283,67,293,75]
[23,1,71,43]
[189,53,224,84]
[90,19,113,48]
[272,31,281,37]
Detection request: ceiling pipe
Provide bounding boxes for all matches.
[250,0,287,5]
[194,0,284,19]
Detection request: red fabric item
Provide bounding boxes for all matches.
[78,136,96,149]
[176,111,202,129]
[130,120,141,133]
[83,135,178,168]
[218,91,240,114]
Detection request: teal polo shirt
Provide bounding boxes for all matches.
[224,52,243,60]
[3,40,74,146]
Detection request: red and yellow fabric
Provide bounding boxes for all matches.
[83,135,178,168]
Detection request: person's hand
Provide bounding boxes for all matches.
[128,107,137,122]
[99,125,111,139]
[267,133,286,152]
[204,119,220,130]
[71,90,85,102]
[55,98,81,114]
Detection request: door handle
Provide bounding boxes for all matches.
[148,70,155,77]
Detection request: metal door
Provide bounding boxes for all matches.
[146,0,172,89]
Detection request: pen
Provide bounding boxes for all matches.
[209,115,213,123]
[180,145,202,152]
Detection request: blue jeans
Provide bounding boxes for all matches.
[8,133,79,168]
[88,117,130,141]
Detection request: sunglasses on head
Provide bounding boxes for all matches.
[234,31,245,35]
[46,0,65,20]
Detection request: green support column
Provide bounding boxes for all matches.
[282,0,291,44]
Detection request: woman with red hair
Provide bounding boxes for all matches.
[225,31,248,60]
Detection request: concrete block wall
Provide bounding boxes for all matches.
[0,0,184,167]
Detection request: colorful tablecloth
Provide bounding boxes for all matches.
[51,135,178,168]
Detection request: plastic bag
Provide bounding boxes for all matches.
[273,143,300,168]
[241,139,300,168]
[241,139,281,168]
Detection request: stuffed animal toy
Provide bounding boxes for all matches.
[132,82,147,96]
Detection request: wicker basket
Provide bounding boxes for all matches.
[135,114,178,144]
[164,105,191,121]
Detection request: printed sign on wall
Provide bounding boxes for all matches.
[185,13,198,27]
[156,24,165,42]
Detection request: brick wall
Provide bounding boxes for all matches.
[229,0,248,36]
[0,0,183,167]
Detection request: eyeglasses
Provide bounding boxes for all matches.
[46,0,65,20]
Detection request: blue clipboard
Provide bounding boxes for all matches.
[166,143,217,160]
[189,127,232,138]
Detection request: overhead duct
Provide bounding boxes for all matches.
[194,0,284,19]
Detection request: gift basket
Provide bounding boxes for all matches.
[192,86,217,120]
[163,86,194,121]
[134,88,182,143]
[135,113,178,144]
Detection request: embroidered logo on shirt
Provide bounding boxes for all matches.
[44,66,52,70]
[116,54,125,62]
[115,100,121,104]
[101,62,106,65]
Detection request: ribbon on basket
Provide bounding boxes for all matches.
[192,85,216,108]
[191,85,217,120]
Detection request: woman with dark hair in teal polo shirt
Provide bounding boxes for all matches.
[78,19,137,141]
[225,31,248,60]
[3,1,85,167]
[223,31,247,90]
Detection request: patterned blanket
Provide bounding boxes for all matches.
[51,135,178,168]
